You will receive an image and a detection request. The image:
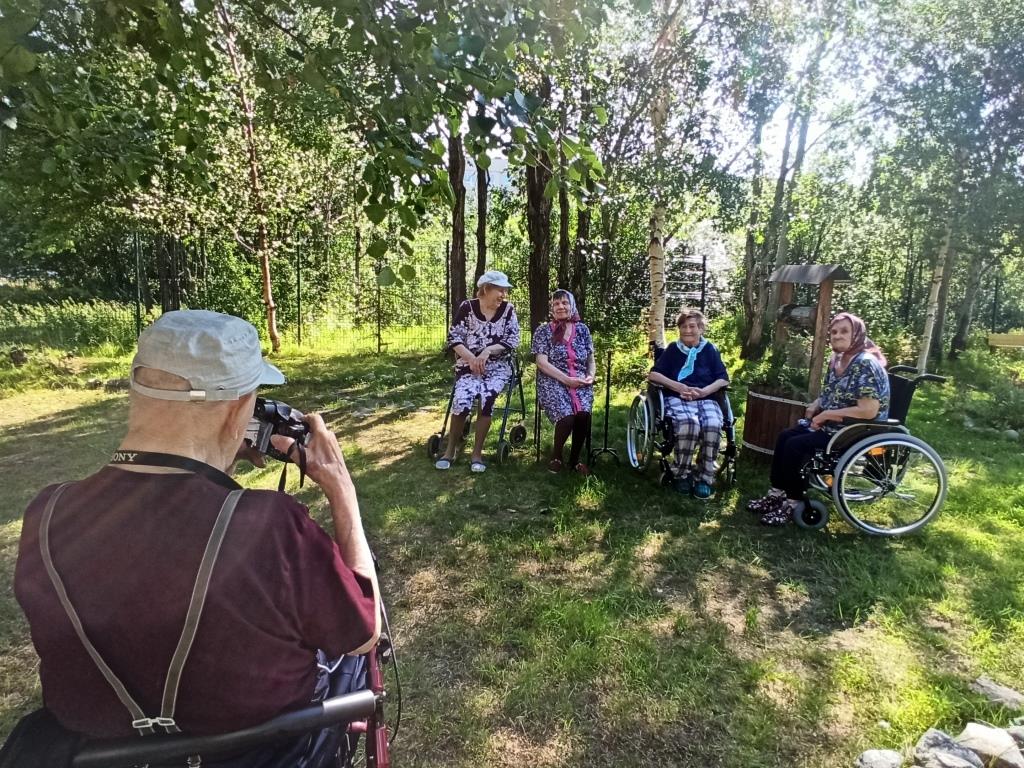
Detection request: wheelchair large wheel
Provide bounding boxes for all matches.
[832,434,947,536]
[626,394,655,472]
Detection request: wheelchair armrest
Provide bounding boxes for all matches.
[918,373,947,384]
[72,690,379,768]
[840,417,901,427]
[889,365,919,376]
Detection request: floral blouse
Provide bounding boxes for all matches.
[819,352,890,423]
[446,299,520,373]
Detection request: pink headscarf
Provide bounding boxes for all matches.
[549,289,580,344]
[829,312,887,369]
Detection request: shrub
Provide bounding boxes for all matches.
[0,299,142,352]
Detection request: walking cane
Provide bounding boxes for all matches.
[589,349,619,465]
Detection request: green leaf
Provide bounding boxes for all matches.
[2,45,36,77]
[365,204,388,225]
[543,176,559,200]
[174,128,191,147]
[367,238,388,259]
[397,205,418,229]
[376,265,398,286]
[593,106,608,125]
[42,157,56,175]
[476,152,491,170]
[399,264,416,281]
[1,114,16,130]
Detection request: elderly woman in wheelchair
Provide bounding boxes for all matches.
[643,309,730,499]
[749,312,948,535]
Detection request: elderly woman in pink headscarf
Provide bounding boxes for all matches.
[749,312,890,526]
[531,289,596,475]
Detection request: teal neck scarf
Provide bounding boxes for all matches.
[675,337,707,381]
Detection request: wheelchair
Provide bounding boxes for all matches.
[65,630,397,768]
[791,365,948,536]
[426,351,530,465]
[626,383,738,489]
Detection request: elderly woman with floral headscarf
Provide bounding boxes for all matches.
[435,270,521,474]
[648,308,730,499]
[531,289,596,475]
[749,312,890,525]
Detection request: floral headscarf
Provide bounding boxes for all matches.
[829,312,887,369]
[549,289,580,344]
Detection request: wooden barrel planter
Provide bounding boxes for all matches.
[742,387,808,456]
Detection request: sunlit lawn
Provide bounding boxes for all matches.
[1,347,1022,767]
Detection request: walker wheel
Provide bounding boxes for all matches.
[793,499,829,531]
[660,469,674,487]
[426,434,441,460]
[509,424,528,447]
[496,440,512,465]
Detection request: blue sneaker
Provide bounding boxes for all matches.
[693,481,714,499]
[673,474,693,495]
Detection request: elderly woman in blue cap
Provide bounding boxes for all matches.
[435,270,521,473]
[648,308,729,499]
[532,289,596,475]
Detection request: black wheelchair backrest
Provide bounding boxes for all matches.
[887,365,947,425]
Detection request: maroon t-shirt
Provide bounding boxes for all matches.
[14,467,376,738]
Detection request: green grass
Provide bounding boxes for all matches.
[1,348,1022,767]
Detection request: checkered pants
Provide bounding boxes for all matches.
[662,397,723,484]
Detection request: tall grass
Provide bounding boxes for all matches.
[0,300,141,351]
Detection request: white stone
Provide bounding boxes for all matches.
[915,729,984,768]
[1010,727,1024,749]
[1004,429,1021,441]
[918,754,987,768]
[970,677,1024,710]
[955,722,1024,768]
[855,748,903,768]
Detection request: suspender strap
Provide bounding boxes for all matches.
[159,489,243,728]
[39,484,244,736]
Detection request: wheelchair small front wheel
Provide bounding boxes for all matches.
[509,423,528,447]
[626,394,655,472]
[496,440,512,465]
[426,433,442,460]
[792,499,829,531]
[832,434,947,536]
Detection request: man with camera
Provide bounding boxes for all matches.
[12,310,380,761]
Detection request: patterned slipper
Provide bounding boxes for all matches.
[747,492,785,514]
[759,504,792,527]
[470,460,487,473]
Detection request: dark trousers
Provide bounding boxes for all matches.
[769,426,830,500]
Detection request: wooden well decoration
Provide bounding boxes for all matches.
[742,264,854,456]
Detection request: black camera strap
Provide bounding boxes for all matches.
[109,451,241,491]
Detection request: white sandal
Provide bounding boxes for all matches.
[470,460,487,473]
[435,458,453,470]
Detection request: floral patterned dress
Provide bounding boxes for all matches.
[446,299,521,416]
[531,322,595,422]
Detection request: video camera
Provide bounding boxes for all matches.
[244,397,310,462]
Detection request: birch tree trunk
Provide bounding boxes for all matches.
[647,90,669,350]
[475,163,488,285]
[917,221,954,372]
[216,1,280,351]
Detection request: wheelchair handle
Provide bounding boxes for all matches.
[72,690,379,768]
[888,365,947,385]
